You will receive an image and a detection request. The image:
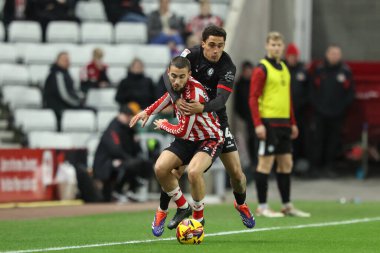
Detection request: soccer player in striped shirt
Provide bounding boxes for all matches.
[130,56,224,236]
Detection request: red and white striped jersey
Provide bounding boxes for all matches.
[144,76,223,142]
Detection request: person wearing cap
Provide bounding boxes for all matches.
[284,43,310,176]
[249,32,310,218]
[93,103,153,202]
[80,48,111,94]
[310,44,355,178]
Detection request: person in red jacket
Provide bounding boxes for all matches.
[249,32,310,218]
[80,48,110,94]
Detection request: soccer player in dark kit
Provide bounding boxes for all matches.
[162,25,255,229]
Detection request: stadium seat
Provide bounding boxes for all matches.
[85,88,118,110]
[86,135,101,167]
[67,45,93,67]
[114,22,147,44]
[61,109,97,132]
[81,22,114,44]
[170,2,198,22]
[145,67,165,84]
[65,132,94,148]
[68,66,81,91]
[8,21,42,43]
[141,1,158,15]
[75,1,107,22]
[0,64,29,86]
[2,85,42,110]
[103,45,136,67]
[28,131,74,149]
[46,21,80,43]
[28,64,50,87]
[22,44,59,65]
[136,45,170,68]
[212,3,229,21]
[14,108,57,133]
[107,66,126,85]
[97,110,117,132]
[0,43,18,63]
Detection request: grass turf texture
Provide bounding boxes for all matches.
[0,201,379,253]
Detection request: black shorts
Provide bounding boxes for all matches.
[165,138,223,168]
[256,125,292,156]
[221,126,238,153]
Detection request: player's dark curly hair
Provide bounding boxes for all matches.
[202,25,226,42]
[170,56,191,70]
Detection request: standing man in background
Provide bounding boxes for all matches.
[163,25,255,229]
[249,32,310,218]
[310,44,355,178]
[234,61,257,181]
[284,43,310,176]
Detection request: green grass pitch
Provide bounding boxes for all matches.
[0,201,379,253]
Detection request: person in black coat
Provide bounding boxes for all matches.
[115,58,156,110]
[284,43,310,172]
[233,60,256,178]
[93,104,153,202]
[43,51,84,130]
[310,44,355,177]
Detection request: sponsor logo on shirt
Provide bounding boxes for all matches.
[180,49,191,57]
[224,71,235,82]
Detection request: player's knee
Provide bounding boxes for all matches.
[154,161,167,177]
[187,168,202,184]
[277,160,293,173]
[256,161,272,173]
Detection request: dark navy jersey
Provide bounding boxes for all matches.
[181,45,236,100]
[179,45,236,128]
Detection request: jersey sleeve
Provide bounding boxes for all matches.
[144,92,172,115]
[203,62,236,112]
[159,114,196,139]
[249,64,267,126]
[217,62,236,92]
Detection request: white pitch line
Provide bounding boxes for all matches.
[2,217,380,253]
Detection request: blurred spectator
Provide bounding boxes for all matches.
[147,0,185,51]
[93,104,153,202]
[42,51,85,131]
[115,58,156,110]
[234,60,256,172]
[80,48,110,94]
[310,44,355,177]
[26,0,79,41]
[186,0,223,41]
[3,0,28,26]
[102,0,146,24]
[284,43,310,174]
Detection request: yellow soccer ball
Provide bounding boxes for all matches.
[176,218,204,245]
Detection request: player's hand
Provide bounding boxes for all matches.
[255,125,266,140]
[129,111,149,128]
[153,119,168,130]
[180,100,204,115]
[290,125,299,140]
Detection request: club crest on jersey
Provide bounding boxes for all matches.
[207,68,214,76]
